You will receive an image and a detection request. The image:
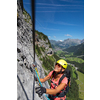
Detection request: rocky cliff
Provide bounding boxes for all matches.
[17,1,53,100]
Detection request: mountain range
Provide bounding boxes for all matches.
[50,39,84,51]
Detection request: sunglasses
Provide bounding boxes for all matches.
[55,63,61,67]
[55,63,65,69]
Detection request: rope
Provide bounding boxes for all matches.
[30,0,50,99]
[17,75,29,100]
[31,0,35,63]
[31,0,35,100]
[35,67,50,100]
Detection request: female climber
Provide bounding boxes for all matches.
[34,59,69,100]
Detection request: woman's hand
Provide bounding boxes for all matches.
[32,64,35,67]
[35,86,46,97]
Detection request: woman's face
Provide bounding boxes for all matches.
[54,63,62,72]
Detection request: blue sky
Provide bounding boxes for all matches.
[23,0,84,41]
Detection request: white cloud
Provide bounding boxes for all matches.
[59,40,63,42]
[60,0,72,2]
[36,11,80,13]
[43,27,59,31]
[43,20,77,26]
[54,36,56,38]
[65,34,72,37]
[36,3,82,7]
[48,36,51,38]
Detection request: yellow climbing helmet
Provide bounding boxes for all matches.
[56,59,67,69]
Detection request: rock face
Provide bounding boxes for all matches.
[35,33,53,56]
[17,1,50,100]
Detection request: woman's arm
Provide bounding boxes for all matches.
[35,79,67,96]
[40,74,50,83]
[46,83,66,95]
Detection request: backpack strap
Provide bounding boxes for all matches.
[58,73,66,85]
[56,73,70,97]
[55,74,66,97]
[65,69,70,83]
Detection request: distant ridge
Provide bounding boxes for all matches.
[63,42,84,56]
[50,38,84,50]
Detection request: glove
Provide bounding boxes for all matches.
[35,86,46,97]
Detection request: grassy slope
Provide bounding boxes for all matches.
[72,66,77,79]
[76,71,84,100]
[66,57,84,63]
